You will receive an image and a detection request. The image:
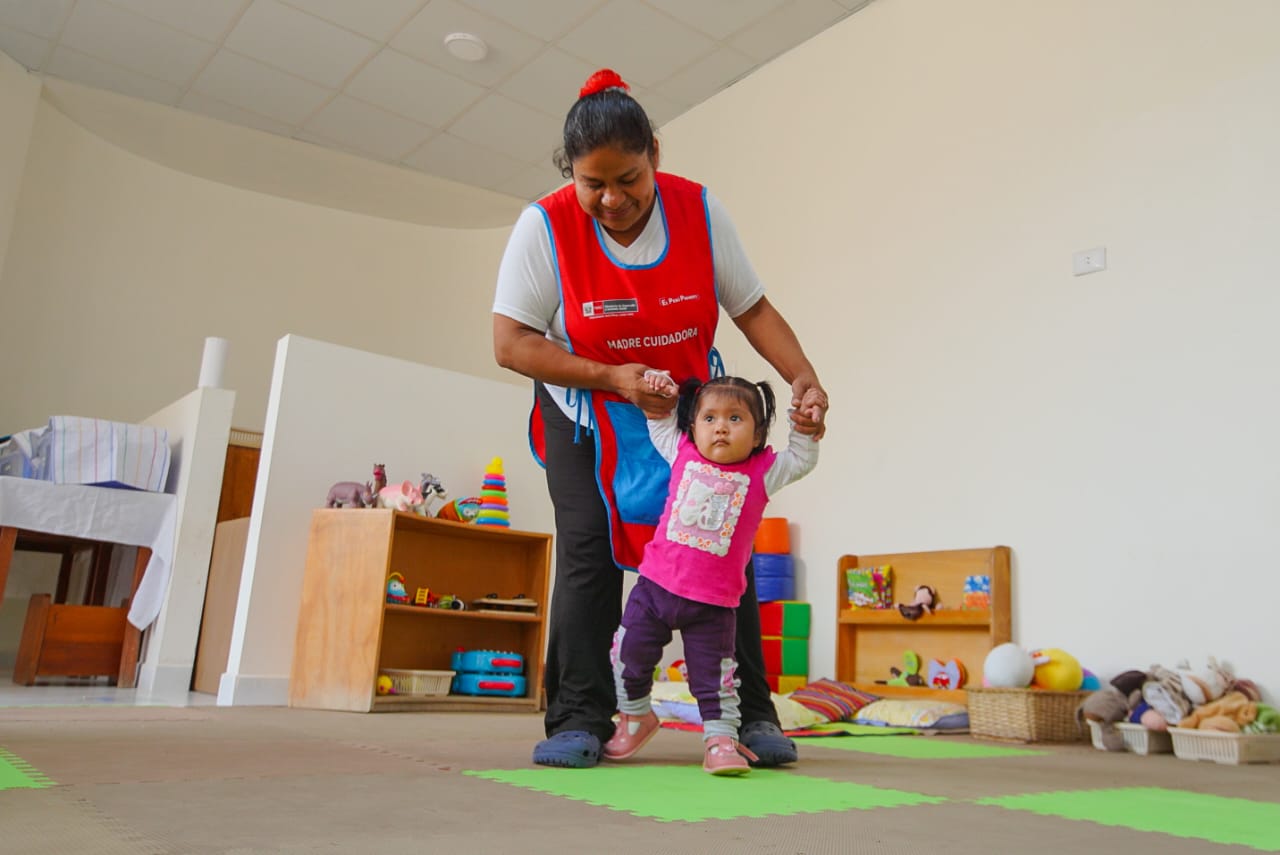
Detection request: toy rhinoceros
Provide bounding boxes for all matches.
[326,480,374,508]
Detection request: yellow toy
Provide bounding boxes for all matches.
[375,674,394,695]
[1030,647,1083,691]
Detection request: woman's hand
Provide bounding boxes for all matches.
[789,373,829,440]
[613,363,679,417]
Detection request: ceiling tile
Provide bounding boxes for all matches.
[344,48,483,127]
[225,0,377,88]
[496,48,596,119]
[302,94,435,161]
[627,84,691,129]
[46,45,181,104]
[191,49,333,125]
[391,0,543,88]
[404,131,526,188]
[101,0,248,42]
[446,93,563,163]
[457,0,602,42]
[179,89,297,137]
[0,26,50,69]
[0,0,72,39]
[729,0,850,62]
[492,162,566,201]
[556,0,716,89]
[279,0,427,41]
[656,46,755,106]
[644,0,789,41]
[59,0,217,86]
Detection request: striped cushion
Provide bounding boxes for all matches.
[789,679,880,722]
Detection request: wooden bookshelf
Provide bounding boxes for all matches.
[835,546,1010,704]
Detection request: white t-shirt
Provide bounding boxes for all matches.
[492,188,766,424]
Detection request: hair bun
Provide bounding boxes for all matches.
[580,68,629,98]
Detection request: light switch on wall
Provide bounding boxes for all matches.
[1072,247,1107,276]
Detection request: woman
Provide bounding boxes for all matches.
[492,69,828,769]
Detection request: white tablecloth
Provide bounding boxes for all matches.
[0,476,177,629]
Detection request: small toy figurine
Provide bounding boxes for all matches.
[325,480,373,508]
[877,650,925,687]
[418,473,448,516]
[372,463,387,495]
[386,572,409,604]
[437,496,482,523]
[897,585,938,621]
[378,480,424,512]
[376,675,395,695]
[926,658,967,689]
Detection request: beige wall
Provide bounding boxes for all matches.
[4,0,1279,697]
[660,0,1280,693]
[0,50,39,280]
[0,98,520,432]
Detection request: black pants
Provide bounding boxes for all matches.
[537,383,780,742]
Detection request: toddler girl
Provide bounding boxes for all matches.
[605,374,819,774]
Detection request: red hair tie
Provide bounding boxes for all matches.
[580,69,629,98]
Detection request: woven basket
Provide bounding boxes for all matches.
[967,688,1091,742]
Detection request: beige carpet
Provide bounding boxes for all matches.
[2,706,1278,854]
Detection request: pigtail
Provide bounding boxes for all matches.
[755,380,776,451]
[675,378,703,436]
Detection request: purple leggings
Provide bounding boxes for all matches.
[613,576,741,733]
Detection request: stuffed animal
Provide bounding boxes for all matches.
[983,643,1035,688]
[1030,648,1083,691]
[1174,657,1233,707]
[1178,690,1257,733]
[897,585,938,621]
[1076,687,1130,750]
[1142,664,1192,726]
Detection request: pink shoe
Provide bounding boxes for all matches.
[703,735,758,776]
[603,711,660,761]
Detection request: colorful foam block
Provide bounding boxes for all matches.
[766,674,809,694]
[761,636,808,676]
[759,601,811,638]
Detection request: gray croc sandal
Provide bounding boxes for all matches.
[739,720,798,767]
[532,730,601,768]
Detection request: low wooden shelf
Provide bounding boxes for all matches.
[290,509,552,713]
[835,546,1011,704]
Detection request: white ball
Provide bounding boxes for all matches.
[983,642,1035,688]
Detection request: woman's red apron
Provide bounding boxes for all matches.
[530,173,720,570]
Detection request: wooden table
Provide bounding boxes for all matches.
[0,477,177,687]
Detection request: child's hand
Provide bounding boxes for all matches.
[643,369,677,398]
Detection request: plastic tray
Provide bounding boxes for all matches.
[381,668,454,697]
[1087,720,1173,754]
[1169,728,1280,765]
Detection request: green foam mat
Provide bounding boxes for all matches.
[803,722,919,736]
[467,765,943,822]
[805,735,1044,759]
[977,787,1280,851]
[0,748,54,790]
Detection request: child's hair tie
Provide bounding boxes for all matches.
[580,68,629,98]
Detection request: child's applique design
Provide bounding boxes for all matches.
[667,461,751,556]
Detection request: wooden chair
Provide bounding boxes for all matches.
[2,526,149,687]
